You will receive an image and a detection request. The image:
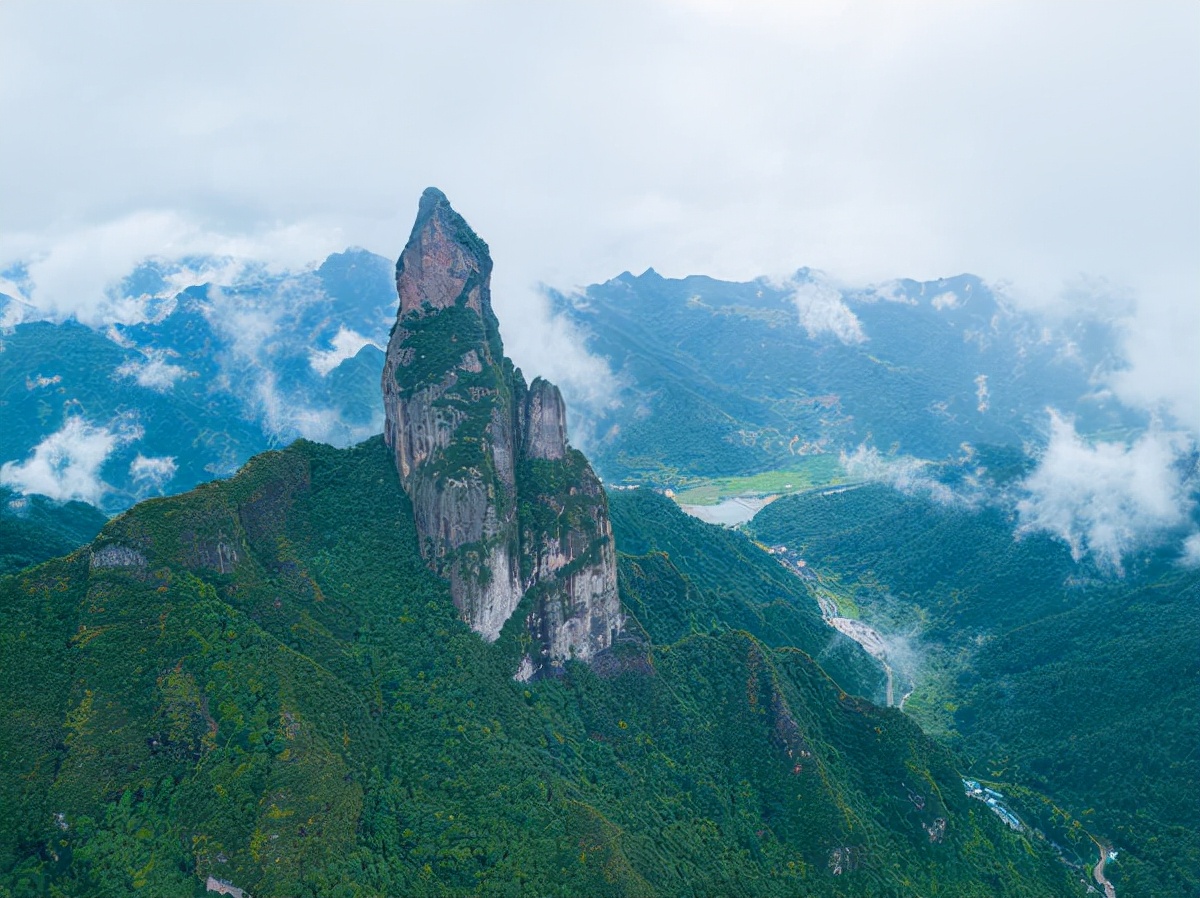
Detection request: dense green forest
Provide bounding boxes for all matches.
[750,486,1200,897]
[0,439,1073,896]
[0,488,107,577]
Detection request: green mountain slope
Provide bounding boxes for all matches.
[750,485,1200,897]
[609,488,887,704]
[0,438,1072,897]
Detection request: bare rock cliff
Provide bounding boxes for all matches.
[383,188,622,673]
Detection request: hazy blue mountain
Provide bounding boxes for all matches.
[1,254,1137,511]
[0,250,394,512]
[553,268,1138,486]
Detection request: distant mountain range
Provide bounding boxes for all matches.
[551,267,1138,486]
[0,250,394,512]
[0,248,1141,517]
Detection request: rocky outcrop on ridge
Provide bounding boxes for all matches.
[382,188,621,674]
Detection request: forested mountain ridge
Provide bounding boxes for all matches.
[0,437,1076,897]
[0,487,106,577]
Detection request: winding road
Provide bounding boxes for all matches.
[1092,839,1116,898]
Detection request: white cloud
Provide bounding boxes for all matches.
[502,287,620,424]
[0,418,131,505]
[931,291,959,310]
[1106,280,1200,434]
[858,281,917,305]
[129,453,178,493]
[990,275,1198,435]
[0,277,27,305]
[204,284,281,363]
[24,374,61,390]
[974,374,990,413]
[841,445,965,507]
[309,326,379,376]
[1,212,338,327]
[0,279,37,327]
[114,351,190,392]
[0,276,30,323]
[790,279,865,344]
[1016,411,1195,570]
[243,367,378,447]
[1181,533,1200,568]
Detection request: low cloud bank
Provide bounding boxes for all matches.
[203,283,386,447]
[1016,410,1196,571]
[840,445,968,507]
[0,417,139,505]
[129,453,178,495]
[974,374,989,413]
[0,212,338,327]
[843,418,1199,572]
[309,326,380,376]
[500,287,621,452]
[1004,275,1199,436]
[1181,533,1200,568]
[114,350,191,392]
[789,279,865,344]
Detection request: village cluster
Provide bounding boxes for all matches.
[963,779,1023,831]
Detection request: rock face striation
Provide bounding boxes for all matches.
[383,188,622,675]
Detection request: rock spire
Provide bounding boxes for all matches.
[382,188,621,674]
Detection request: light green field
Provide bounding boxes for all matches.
[673,455,845,505]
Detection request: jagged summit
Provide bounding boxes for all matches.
[395,187,493,320]
[382,190,621,675]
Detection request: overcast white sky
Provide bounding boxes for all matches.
[1,0,1198,431]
